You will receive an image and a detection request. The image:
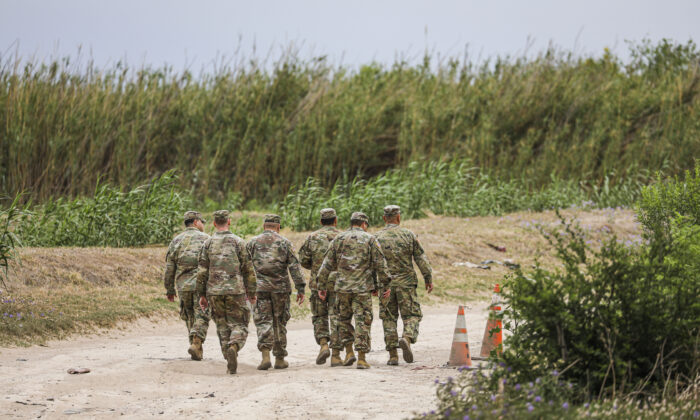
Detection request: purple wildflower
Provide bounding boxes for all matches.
[552,369,559,376]
[562,402,569,410]
[463,416,470,420]
[535,377,541,384]
[515,384,521,391]
[450,390,457,397]
[527,403,534,412]
[534,396,542,403]
[584,403,590,409]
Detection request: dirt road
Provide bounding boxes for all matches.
[1,304,489,419]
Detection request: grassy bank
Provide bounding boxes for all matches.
[2,39,698,202]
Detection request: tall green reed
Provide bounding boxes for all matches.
[1,39,697,203]
[278,161,650,231]
[12,171,188,247]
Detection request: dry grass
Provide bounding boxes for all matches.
[0,209,640,346]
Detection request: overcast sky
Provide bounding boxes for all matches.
[1,0,699,71]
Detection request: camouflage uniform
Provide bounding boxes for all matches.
[197,211,257,357]
[164,211,210,343]
[317,212,392,353]
[299,209,341,349]
[247,214,306,358]
[375,205,433,350]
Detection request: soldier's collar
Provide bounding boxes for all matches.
[386,224,399,228]
[214,230,232,235]
[185,227,198,231]
[349,227,364,231]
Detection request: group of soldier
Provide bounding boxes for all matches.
[163,205,433,374]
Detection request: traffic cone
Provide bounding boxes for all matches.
[479,284,503,358]
[448,305,472,366]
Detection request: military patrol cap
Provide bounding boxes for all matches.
[350,211,370,225]
[383,205,401,217]
[320,208,337,219]
[184,210,206,223]
[213,210,230,224]
[264,214,282,224]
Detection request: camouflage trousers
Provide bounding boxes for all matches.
[310,291,341,349]
[337,292,373,353]
[253,292,291,357]
[379,286,423,350]
[179,291,210,343]
[209,294,250,357]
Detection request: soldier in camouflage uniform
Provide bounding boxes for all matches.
[317,212,392,369]
[299,208,342,366]
[163,211,211,361]
[375,205,434,365]
[197,210,257,374]
[247,214,306,370]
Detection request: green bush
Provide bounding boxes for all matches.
[11,171,188,247]
[278,161,647,231]
[419,363,699,419]
[501,214,698,399]
[637,164,700,254]
[0,194,22,288]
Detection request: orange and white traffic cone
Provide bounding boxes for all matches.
[448,305,472,366]
[479,284,503,358]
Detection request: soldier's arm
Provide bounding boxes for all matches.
[163,246,177,296]
[298,238,313,270]
[239,240,257,297]
[316,241,339,291]
[412,232,433,285]
[370,237,392,290]
[196,241,210,297]
[286,243,306,295]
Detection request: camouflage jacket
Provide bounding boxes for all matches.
[316,227,392,293]
[164,227,210,295]
[375,224,433,288]
[299,226,340,290]
[246,230,305,294]
[196,230,257,296]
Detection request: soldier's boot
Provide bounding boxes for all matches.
[257,349,272,371]
[399,337,414,363]
[356,352,371,369]
[343,344,356,366]
[316,338,331,365]
[387,348,399,366]
[188,335,203,361]
[330,349,343,367]
[274,356,289,370]
[226,344,238,374]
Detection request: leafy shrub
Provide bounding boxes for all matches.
[279,161,648,231]
[0,194,22,288]
[637,164,700,252]
[419,363,699,419]
[501,215,698,399]
[12,171,188,247]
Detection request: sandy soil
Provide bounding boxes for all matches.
[0,304,489,419]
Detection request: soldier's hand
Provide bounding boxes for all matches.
[199,296,208,311]
[381,288,391,299]
[296,293,305,305]
[318,290,327,301]
[426,283,434,294]
[166,294,175,302]
[371,290,378,297]
[247,294,257,305]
